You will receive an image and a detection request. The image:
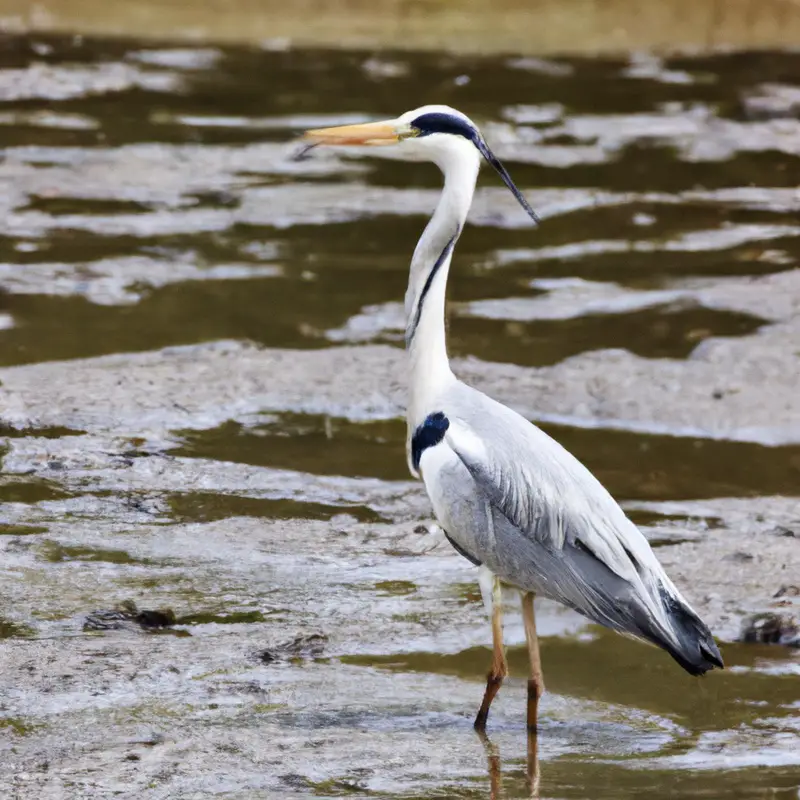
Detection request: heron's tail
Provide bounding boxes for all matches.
[641,587,724,676]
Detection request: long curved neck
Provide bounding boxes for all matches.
[405,150,479,426]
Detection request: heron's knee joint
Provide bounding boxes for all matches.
[527,678,545,699]
[491,661,508,681]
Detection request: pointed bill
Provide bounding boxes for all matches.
[303,120,401,146]
[474,139,540,226]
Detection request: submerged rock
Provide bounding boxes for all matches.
[256,633,328,663]
[83,600,177,632]
[739,612,800,648]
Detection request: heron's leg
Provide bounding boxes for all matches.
[474,567,507,731]
[521,591,545,731]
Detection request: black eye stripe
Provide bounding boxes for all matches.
[411,112,478,142]
[409,110,540,226]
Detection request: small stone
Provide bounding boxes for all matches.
[256,633,328,664]
[135,609,176,629]
[83,601,175,632]
[724,551,754,562]
[132,732,165,747]
[740,612,800,647]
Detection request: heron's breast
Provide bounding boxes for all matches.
[419,443,491,556]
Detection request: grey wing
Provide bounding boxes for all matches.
[435,392,681,640]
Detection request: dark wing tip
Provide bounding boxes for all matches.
[700,639,725,670]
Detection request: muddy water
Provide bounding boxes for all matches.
[0,36,799,799]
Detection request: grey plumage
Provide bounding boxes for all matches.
[418,383,723,675]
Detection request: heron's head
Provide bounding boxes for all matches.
[302,105,539,224]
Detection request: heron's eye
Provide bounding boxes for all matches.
[401,127,421,140]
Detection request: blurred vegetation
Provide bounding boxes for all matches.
[0,0,798,54]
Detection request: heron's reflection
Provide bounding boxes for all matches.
[476,728,540,799]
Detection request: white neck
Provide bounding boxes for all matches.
[404,139,480,429]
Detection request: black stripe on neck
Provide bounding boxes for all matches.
[406,231,458,347]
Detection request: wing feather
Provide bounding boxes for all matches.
[442,398,658,589]
[422,384,721,674]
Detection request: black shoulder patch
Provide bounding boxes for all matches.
[411,411,450,470]
[411,112,478,142]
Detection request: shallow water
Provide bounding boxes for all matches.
[0,35,798,799]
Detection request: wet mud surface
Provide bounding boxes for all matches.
[0,36,798,799]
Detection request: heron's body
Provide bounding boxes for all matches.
[303,105,723,731]
[412,380,717,676]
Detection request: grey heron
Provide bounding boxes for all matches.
[302,105,724,731]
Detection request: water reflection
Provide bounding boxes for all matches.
[170,412,800,501]
[478,729,541,800]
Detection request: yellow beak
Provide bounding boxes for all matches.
[303,119,402,146]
